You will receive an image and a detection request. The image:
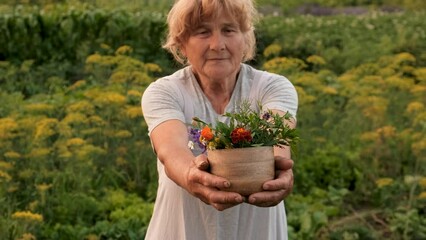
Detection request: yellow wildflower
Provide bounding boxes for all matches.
[419,177,426,188]
[127,89,141,98]
[0,170,12,182]
[34,118,59,140]
[115,130,132,138]
[24,103,55,115]
[404,175,421,185]
[115,45,133,55]
[375,178,393,188]
[0,161,13,170]
[322,86,338,95]
[360,131,379,142]
[116,157,128,166]
[394,52,416,64]
[18,169,33,179]
[27,148,51,159]
[376,126,396,139]
[263,44,282,58]
[100,43,111,50]
[62,113,88,125]
[66,138,86,147]
[85,234,99,240]
[109,71,130,84]
[88,116,107,127]
[406,101,424,114]
[86,53,102,64]
[0,118,18,140]
[386,76,414,90]
[12,211,43,222]
[68,80,87,91]
[306,55,326,65]
[66,100,95,115]
[418,192,426,200]
[4,151,21,159]
[36,183,52,192]
[28,201,39,211]
[94,92,126,106]
[18,233,36,240]
[145,63,162,73]
[411,138,426,159]
[125,106,143,119]
[413,67,426,82]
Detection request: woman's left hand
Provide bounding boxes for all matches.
[247,156,294,207]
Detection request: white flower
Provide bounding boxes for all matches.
[187,141,195,150]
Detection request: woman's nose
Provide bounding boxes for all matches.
[209,32,225,51]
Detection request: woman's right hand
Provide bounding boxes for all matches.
[185,154,245,211]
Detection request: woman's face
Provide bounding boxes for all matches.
[181,15,246,82]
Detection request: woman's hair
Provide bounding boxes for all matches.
[163,0,258,65]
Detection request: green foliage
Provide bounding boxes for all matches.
[0,3,425,238]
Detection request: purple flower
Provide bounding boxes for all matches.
[188,127,205,150]
[262,112,271,120]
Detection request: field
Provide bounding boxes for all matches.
[0,1,425,239]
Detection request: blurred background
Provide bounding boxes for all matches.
[0,0,425,239]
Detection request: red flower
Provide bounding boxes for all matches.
[230,127,252,144]
[200,126,214,141]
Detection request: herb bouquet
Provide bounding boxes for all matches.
[188,101,298,196]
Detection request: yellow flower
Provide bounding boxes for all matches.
[125,106,143,119]
[0,170,12,182]
[24,103,55,115]
[306,55,326,65]
[385,76,414,90]
[0,118,18,140]
[419,177,426,188]
[322,86,338,95]
[376,126,396,139]
[109,71,131,84]
[86,53,102,64]
[12,211,43,222]
[418,192,426,200]
[413,67,426,82]
[66,100,95,115]
[404,175,421,185]
[127,89,141,98]
[0,161,13,170]
[18,233,36,240]
[27,148,51,159]
[36,183,52,192]
[360,131,379,142]
[116,157,127,166]
[4,151,21,159]
[263,44,282,58]
[100,43,111,50]
[115,45,133,55]
[34,118,59,140]
[66,138,86,147]
[394,52,416,64]
[85,234,99,240]
[114,130,132,138]
[62,113,88,125]
[94,92,126,106]
[144,63,162,73]
[406,101,424,114]
[68,80,87,91]
[375,178,393,188]
[411,138,426,159]
[18,169,33,179]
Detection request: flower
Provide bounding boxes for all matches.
[188,101,298,151]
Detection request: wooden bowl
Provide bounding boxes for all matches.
[207,146,275,196]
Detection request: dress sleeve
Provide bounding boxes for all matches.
[141,78,186,134]
[259,73,298,120]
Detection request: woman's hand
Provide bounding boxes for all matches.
[186,154,245,211]
[247,156,294,207]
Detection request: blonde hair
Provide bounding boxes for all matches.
[163,0,258,65]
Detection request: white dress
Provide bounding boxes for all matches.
[141,64,298,240]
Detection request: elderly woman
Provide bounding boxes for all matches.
[141,0,298,239]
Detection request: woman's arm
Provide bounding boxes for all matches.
[150,119,245,211]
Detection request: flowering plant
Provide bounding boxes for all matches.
[188,101,299,152]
